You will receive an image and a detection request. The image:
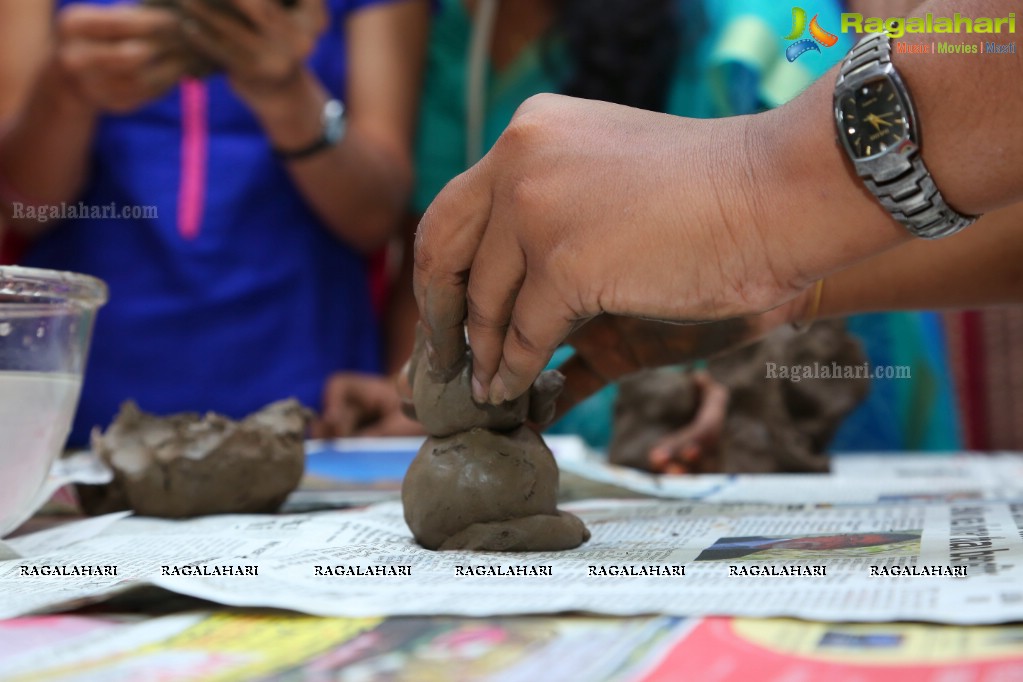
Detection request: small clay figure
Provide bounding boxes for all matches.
[402,332,590,551]
[78,399,310,518]
[609,321,870,474]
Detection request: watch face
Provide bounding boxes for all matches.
[839,77,910,159]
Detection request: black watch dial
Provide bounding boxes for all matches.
[839,76,910,159]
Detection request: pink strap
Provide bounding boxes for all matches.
[177,79,209,240]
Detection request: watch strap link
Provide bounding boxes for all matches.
[837,33,978,240]
[837,32,890,83]
[862,154,977,239]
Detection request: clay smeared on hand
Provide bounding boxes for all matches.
[78,399,310,518]
[402,337,589,551]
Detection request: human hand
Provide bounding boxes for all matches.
[180,0,326,102]
[311,372,425,440]
[607,369,729,475]
[646,372,728,474]
[414,94,812,405]
[54,3,188,113]
[552,294,806,420]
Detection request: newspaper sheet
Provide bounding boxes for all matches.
[0,612,694,682]
[556,452,1023,504]
[6,613,1023,682]
[3,496,1023,624]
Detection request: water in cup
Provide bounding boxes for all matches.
[0,371,83,536]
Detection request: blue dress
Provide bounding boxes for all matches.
[28,0,391,445]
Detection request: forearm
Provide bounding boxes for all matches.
[247,67,411,255]
[0,60,97,234]
[757,0,1022,292]
[818,202,1023,317]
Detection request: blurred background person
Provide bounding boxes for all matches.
[0,0,429,446]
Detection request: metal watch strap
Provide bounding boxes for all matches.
[837,33,977,239]
[838,32,890,80]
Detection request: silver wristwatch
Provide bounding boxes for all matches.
[834,33,977,239]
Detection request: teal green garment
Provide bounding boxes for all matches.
[412,0,961,452]
[834,313,962,451]
[412,0,851,213]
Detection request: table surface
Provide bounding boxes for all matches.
[3,444,1023,681]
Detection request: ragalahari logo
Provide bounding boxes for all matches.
[785,7,839,61]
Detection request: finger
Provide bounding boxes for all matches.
[179,19,244,72]
[320,382,361,437]
[61,38,168,76]
[400,399,417,421]
[490,277,574,403]
[663,462,687,475]
[464,220,525,402]
[650,432,701,467]
[395,360,418,420]
[78,71,169,113]
[357,413,426,438]
[230,0,287,32]
[308,417,331,440]
[58,4,182,42]
[181,0,265,63]
[413,162,495,377]
[138,53,189,94]
[689,371,729,438]
[648,447,672,472]
[323,403,360,438]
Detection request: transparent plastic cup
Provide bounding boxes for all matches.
[0,266,107,537]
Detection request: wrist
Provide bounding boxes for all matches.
[758,75,912,287]
[237,67,329,151]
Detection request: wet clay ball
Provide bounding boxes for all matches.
[402,427,590,551]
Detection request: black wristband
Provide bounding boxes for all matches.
[272,99,345,161]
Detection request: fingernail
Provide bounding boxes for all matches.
[488,375,507,405]
[471,375,487,404]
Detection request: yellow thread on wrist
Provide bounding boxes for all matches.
[805,279,825,323]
